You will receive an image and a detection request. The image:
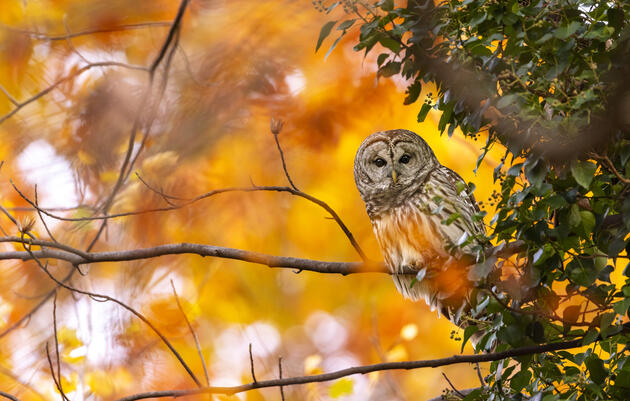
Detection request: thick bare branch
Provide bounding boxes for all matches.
[0,237,525,275]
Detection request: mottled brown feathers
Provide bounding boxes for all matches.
[354,129,485,320]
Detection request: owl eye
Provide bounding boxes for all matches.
[399,154,411,164]
[373,158,387,167]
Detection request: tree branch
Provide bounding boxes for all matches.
[0,236,526,276]
[113,333,625,400]
[0,391,20,401]
[0,21,171,41]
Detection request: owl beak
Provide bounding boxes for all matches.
[391,169,398,184]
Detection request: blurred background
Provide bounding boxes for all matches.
[0,0,504,399]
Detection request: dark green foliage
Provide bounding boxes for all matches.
[317,0,630,399]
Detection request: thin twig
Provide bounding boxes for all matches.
[45,343,67,401]
[0,61,147,126]
[249,343,257,383]
[34,186,57,243]
[425,387,483,401]
[51,291,70,401]
[0,269,73,339]
[3,205,92,212]
[170,280,209,387]
[269,119,299,191]
[278,357,286,401]
[20,242,202,388]
[0,84,19,106]
[0,21,171,41]
[136,174,179,206]
[12,180,370,261]
[149,0,189,76]
[87,0,189,250]
[590,153,630,184]
[178,45,218,87]
[475,363,485,386]
[63,15,91,64]
[442,372,465,398]
[121,20,181,186]
[0,391,20,401]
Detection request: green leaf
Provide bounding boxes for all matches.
[496,94,518,109]
[507,163,523,176]
[461,325,479,352]
[563,305,581,323]
[324,34,343,60]
[337,19,356,31]
[568,257,597,286]
[555,21,581,40]
[468,256,497,281]
[404,80,421,105]
[599,312,615,339]
[613,298,630,315]
[379,37,401,53]
[510,369,532,392]
[417,103,432,122]
[585,355,607,385]
[616,370,630,388]
[580,211,595,233]
[607,8,624,32]
[378,61,401,77]
[438,102,454,132]
[461,389,483,401]
[379,0,394,11]
[325,1,340,13]
[571,160,597,189]
[329,378,353,398]
[316,21,337,52]
[582,328,599,346]
[568,204,581,228]
[377,53,389,67]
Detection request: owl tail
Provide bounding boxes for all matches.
[392,274,441,310]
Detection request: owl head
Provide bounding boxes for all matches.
[354,129,439,206]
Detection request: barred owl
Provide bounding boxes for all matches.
[354,129,486,322]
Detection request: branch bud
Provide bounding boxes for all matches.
[270,118,284,136]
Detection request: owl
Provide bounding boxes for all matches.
[354,129,486,322]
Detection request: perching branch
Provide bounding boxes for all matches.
[0,236,526,275]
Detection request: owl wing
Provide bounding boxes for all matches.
[415,165,486,257]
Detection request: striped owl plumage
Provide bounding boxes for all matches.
[354,129,486,322]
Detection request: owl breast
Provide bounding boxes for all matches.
[372,200,449,307]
